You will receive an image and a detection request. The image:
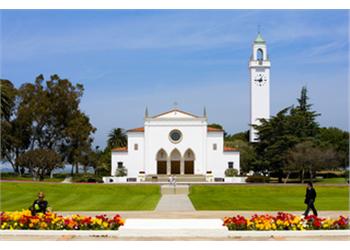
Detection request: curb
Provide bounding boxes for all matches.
[1,229,349,238]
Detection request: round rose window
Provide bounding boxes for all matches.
[169,129,182,143]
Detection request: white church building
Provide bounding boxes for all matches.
[110,108,240,181]
[105,32,270,182]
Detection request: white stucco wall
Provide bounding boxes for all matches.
[111,152,128,176]
[206,132,240,177]
[126,132,144,177]
[110,109,240,178]
[206,132,223,176]
[144,118,207,175]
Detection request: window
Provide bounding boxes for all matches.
[117,162,123,169]
[134,144,138,150]
[228,162,234,169]
[169,129,183,144]
[213,144,217,150]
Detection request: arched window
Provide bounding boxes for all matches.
[170,149,181,174]
[156,149,167,174]
[184,149,195,174]
[257,48,264,61]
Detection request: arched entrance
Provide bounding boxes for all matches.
[184,149,195,174]
[170,149,181,174]
[156,149,167,174]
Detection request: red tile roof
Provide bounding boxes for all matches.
[207,126,224,132]
[127,127,144,132]
[111,147,128,152]
[224,147,239,152]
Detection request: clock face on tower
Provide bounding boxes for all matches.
[254,73,267,87]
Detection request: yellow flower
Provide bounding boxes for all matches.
[40,222,48,229]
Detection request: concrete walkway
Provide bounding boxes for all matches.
[155,195,195,211]
[154,184,195,211]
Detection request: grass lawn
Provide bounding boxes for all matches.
[0,182,161,211]
[189,185,349,211]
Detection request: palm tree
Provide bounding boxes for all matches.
[107,128,127,149]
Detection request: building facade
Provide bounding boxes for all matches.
[111,109,240,179]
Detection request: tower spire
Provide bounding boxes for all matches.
[203,106,207,118]
[145,106,149,118]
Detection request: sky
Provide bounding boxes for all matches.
[0,10,348,148]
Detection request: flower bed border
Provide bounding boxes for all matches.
[1,210,124,230]
[223,212,349,231]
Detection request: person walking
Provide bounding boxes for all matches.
[30,191,48,215]
[303,182,318,217]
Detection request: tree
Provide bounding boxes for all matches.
[253,107,299,181]
[107,128,127,149]
[0,79,16,121]
[225,130,249,142]
[289,86,320,140]
[253,87,320,182]
[316,127,349,168]
[286,141,339,183]
[1,80,32,174]
[63,112,96,175]
[1,75,96,177]
[17,74,87,152]
[16,149,62,181]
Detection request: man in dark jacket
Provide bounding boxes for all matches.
[303,182,318,216]
[30,191,48,215]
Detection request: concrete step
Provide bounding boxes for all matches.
[161,185,189,195]
[118,218,228,237]
[145,174,206,182]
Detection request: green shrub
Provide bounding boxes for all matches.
[225,168,238,177]
[316,171,343,179]
[115,167,127,177]
[52,173,70,179]
[72,174,102,183]
[246,176,270,183]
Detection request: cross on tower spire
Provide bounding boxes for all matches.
[173,101,178,109]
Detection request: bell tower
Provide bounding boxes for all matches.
[249,32,270,142]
